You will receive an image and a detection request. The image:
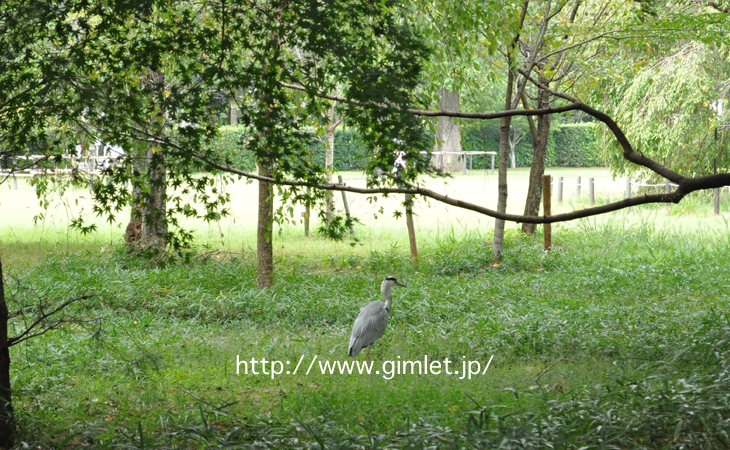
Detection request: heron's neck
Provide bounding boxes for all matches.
[381,284,393,312]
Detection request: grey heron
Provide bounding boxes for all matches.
[348,276,407,359]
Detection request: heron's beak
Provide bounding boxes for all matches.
[396,281,407,288]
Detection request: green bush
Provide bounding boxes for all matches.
[206,125,257,171]
[552,122,605,167]
[207,126,368,172]
[462,121,603,168]
[207,121,604,173]
[307,128,369,171]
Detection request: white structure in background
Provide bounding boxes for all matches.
[393,150,407,174]
[75,140,125,172]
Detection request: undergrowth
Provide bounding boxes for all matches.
[3,220,730,448]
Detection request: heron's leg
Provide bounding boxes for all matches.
[366,346,372,362]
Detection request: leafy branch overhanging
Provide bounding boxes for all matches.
[185,81,727,225]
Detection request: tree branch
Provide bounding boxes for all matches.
[193,152,729,225]
[4,294,92,350]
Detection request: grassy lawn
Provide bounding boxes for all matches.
[1,169,730,447]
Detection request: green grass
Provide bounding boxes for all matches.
[3,170,730,447]
[2,217,730,448]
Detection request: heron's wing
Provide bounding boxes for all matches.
[348,301,389,356]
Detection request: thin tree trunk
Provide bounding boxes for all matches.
[508,126,524,169]
[0,261,14,448]
[493,72,515,261]
[140,150,167,253]
[405,193,418,264]
[257,161,274,288]
[325,105,336,225]
[522,81,552,235]
[325,101,343,225]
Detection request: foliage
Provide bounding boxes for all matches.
[205,125,257,172]
[597,43,730,178]
[207,120,606,172]
[5,221,730,447]
[308,128,370,172]
[552,123,604,167]
[462,121,603,168]
[1,0,435,252]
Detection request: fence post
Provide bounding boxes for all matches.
[12,176,17,190]
[625,178,631,199]
[469,154,473,170]
[490,153,495,175]
[557,176,563,204]
[714,188,720,215]
[666,179,671,206]
[463,154,467,175]
[543,174,552,252]
[589,177,594,205]
[576,176,581,197]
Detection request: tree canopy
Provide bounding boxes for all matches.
[2,0,730,241]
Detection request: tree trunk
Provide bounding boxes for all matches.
[493,72,515,261]
[257,161,274,288]
[0,262,15,448]
[522,82,552,235]
[508,126,524,169]
[230,99,239,126]
[433,88,463,172]
[324,101,342,225]
[139,150,167,253]
[124,148,146,246]
[324,104,336,225]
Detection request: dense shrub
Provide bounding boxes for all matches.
[206,126,367,172]
[205,125,257,171]
[307,128,369,171]
[207,121,604,173]
[552,122,605,167]
[462,121,603,168]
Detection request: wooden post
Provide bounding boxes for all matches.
[469,154,473,170]
[542,174,552,252]
[589,178,595,205]
[625,178,631,199]
[405,193,418,264]
[338,175,354,233]
[557,176,563,204]
[576,176,581,197]
[714,188,720,214]
[463,154,467,175]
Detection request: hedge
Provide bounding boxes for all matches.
[462,121,604,168]
[206,122,604,172]
[206,126,368,172]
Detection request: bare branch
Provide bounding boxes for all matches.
[5,295,92,350]
[517,68,579,103]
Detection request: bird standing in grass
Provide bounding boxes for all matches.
[348,276,407,359]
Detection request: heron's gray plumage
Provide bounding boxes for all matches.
[348,276,406,357]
